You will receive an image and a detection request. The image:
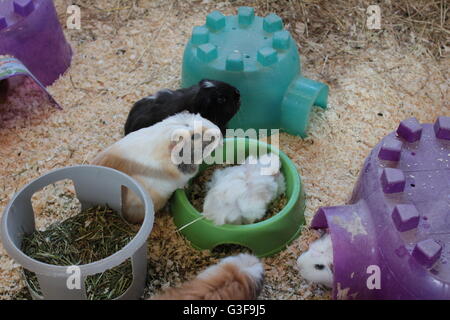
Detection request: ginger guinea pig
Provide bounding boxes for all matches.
[151,253,264,300]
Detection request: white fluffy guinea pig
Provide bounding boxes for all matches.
[202,153,286,225]
[297,233,334,288]
[93,112,222,224]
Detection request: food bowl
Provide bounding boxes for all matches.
[171,137,305,257]
[0,165,154,300]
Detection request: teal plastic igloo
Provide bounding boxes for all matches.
[181,7,329,137]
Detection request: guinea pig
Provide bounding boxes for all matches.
[296,233,334,288]
[0,79,9,104]
[151,253,264,300]
[124,79,240,136]
[202,153,286,225]
[93,112,222,224]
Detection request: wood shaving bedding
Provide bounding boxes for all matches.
[0,0,448,300]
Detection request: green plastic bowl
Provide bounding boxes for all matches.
[171,137,305,257]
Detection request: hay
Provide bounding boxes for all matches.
[21,205,138,300]
[0,0,448,300]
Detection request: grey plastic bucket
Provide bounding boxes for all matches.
[0,165,154,300]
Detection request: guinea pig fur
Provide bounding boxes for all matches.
[124,79,240,136]
[202,153,286,225]
[297,233,334,288]
[93,112,222,224]
[151,253,264,300]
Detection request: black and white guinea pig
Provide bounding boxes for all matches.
[124,79,241,136]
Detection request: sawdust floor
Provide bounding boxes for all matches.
[0,1,448,299]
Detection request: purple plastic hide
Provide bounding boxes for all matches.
[311,117,450,300]
[0,0,72,86]
[0,56,60,108]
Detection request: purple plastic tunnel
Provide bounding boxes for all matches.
[311,116,450,300]
[0,0,72,86]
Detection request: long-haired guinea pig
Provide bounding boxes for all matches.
[202,153,286,225]
[297,233,334,288]
[93,112,222,224]
[151,253,264,300]
[124,79,240,136]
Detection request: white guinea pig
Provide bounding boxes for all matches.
[202,153,285,225]
[297,233,334,288]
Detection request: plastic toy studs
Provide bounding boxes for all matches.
[391,204,420,232]
[238,6,254,25]
[434,116,450,140]
[192,26,209,45]
[197,43,218,62]
[378,137,403,161]
[273,31,291,50]
[182,7,329,137]
[13,0,35,17]
[412,239,443,268]
[263,13,283,33]
[226,52,244,71]
[257,47,278,66]
[206,10,226,31]
[397,117,423,142]
[381,168,406,193]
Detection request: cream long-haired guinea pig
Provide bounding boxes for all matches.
[92,112,221,223]
[296,233,334,288]
[202,153,285,225]
[151,253,264,300]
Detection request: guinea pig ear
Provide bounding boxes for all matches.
[329,263,334,274]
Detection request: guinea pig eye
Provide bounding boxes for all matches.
[314,264,325,271]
